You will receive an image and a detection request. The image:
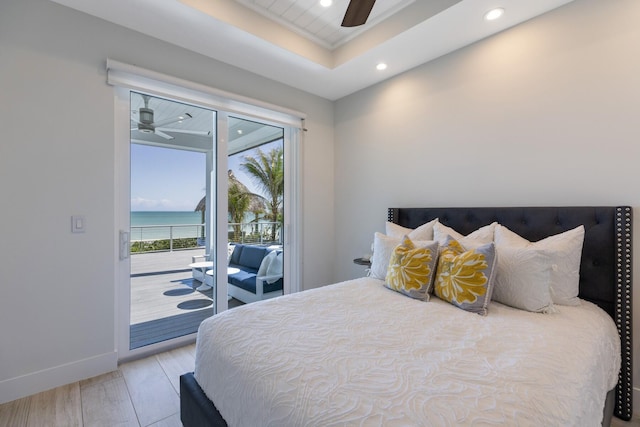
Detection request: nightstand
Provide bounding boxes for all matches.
[353,257,371,267]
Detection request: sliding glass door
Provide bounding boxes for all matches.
[113,72,302,360]
[225,117,285,307]
[128,92,215,350]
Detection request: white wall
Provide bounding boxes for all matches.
[334,0,640,403]
[3,0,638,409]
[0,0,334,403]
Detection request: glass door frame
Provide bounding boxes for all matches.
[112,72,303,361]
[212,111,228,313]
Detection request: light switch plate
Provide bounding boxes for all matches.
[71,215,85,233]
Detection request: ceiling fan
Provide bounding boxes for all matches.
[341,0,376,27]
[131,94,209,140]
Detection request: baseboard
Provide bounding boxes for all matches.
[0,351,118,404]
[632,386,640,420]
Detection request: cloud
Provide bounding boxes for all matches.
[131,196,175,211]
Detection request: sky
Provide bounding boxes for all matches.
[130,141,281,212]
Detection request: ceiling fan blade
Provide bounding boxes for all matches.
[156,128,212,136]
[152,112,192,128]
[341,0,376,27]
[154,129,175,140]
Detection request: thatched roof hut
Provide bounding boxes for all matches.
[195,170,265,215]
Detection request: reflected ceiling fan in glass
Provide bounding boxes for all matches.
[130,94,210,140]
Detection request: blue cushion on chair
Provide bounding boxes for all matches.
[227,245,281,297]
[229,244,244,265]
[263,277,283,294]
[230,275,282,295]
[228,270,257,293]
[237,246,268,272]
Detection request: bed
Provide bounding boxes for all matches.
[180,206,633,426]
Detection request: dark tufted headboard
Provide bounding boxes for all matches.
[388,206,633,421]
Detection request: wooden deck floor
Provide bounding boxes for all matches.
[130,270,212,325]
[129,249,242,349]
[131,248,205,276]
[131,248,208,324]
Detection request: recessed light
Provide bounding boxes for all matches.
[237,129,243,135]
[484,8,504,21]
[376,63,387,71]
[320,0,332,7]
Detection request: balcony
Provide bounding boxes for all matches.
[128,222,282,349]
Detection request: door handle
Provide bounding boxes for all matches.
[119,230,130,260]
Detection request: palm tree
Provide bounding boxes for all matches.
[228,170,266,241]
[241,146,284,242]
[195,170,265,243]
[227,180,251,241]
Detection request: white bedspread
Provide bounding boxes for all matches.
[195,277,620,427]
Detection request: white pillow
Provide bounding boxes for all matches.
[494,225,585,306]
[370,232,435,280]
[385,218,438,241]
[492,246,555,313]
[433,222,497,249]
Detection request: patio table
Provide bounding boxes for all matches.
[188,261,213,291]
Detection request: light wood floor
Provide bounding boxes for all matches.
[2,340,640,426]
[0,249,251,426]
[0,344,196,427]
[615,415,640,427]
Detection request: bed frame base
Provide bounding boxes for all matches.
[180,372,227,427]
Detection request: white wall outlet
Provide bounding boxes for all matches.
[71,215,85,233]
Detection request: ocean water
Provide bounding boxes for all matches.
[130,211,203,241]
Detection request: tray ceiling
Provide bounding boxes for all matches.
[234,0,415,49]
[49,0,576,100]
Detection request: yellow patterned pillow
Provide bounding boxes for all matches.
[434,235,497,315]
[385,236,439,300]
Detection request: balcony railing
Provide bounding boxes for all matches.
[130,222,282,254]
[228,221,282,245]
